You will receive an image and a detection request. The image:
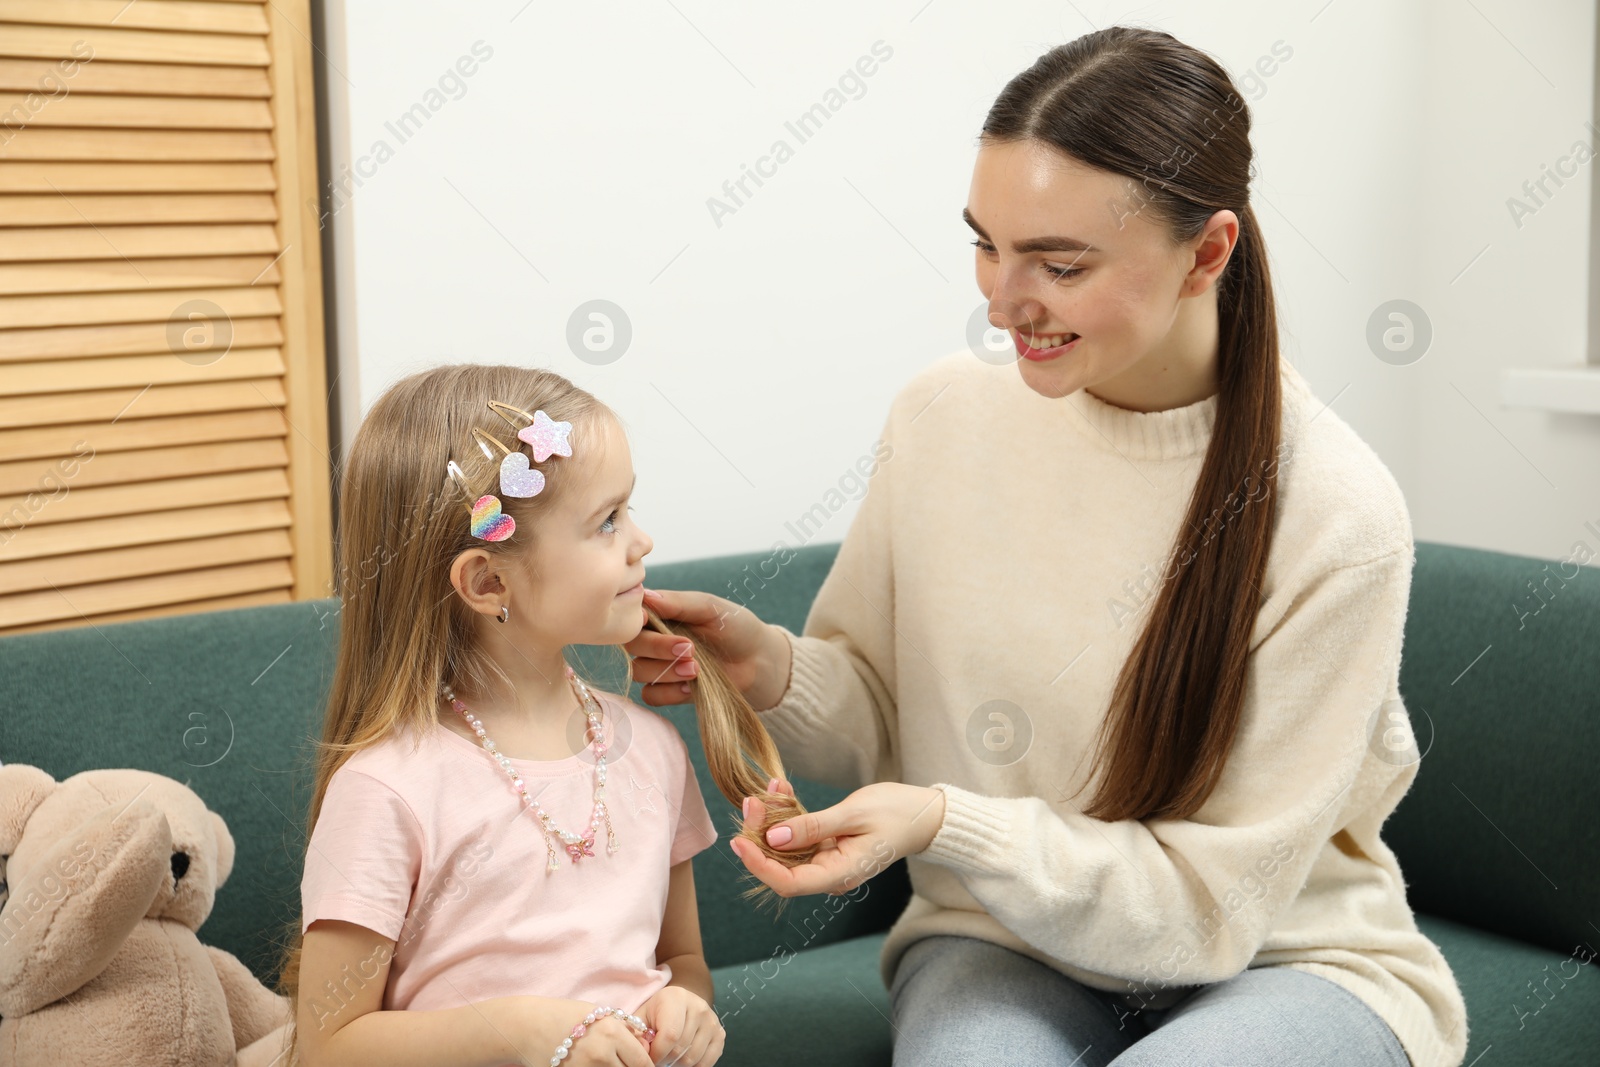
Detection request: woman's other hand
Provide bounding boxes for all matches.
[730,777,946,897]
[625,588,792,711]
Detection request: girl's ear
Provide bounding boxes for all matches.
[448,550,502,617]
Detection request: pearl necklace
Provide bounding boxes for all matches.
[442,664,618,871]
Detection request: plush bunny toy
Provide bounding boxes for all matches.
[0,765,293,1066]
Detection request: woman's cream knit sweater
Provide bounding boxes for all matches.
[757,349,1468,1067]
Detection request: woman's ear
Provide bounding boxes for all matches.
[1186,208,1239,294]
[450,547,508,617]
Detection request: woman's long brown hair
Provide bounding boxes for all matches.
[983,27,1284,822]
[272,364,807,1062]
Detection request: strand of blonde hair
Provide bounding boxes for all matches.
[640,606,816,912]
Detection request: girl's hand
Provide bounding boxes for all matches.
[638,986,725,1066]
[729,777,947,897]
[624,588,792,712]
[555,1012,654,1067]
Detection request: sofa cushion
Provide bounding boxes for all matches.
[1416,913,1600,1066]
[712,930,895,1065]
[1386,544,1599,955]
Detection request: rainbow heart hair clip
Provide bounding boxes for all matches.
[444,401,576,543]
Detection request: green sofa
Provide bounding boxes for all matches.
[1,540,1595,1065]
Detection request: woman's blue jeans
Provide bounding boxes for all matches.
[888,934,1412,1066]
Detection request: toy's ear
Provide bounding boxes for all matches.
[0,764,56,854]
[0,764,56,909]
[210,809,235,888]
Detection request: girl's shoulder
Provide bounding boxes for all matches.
[328,718,451,791]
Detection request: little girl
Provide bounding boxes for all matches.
[278,364,726,1067]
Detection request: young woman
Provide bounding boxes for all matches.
[627,25,1466,1067]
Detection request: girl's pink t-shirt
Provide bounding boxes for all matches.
[300,689,720,1019]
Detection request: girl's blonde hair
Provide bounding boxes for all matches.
[274,364,810,1049]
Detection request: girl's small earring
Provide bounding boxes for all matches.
[497,605,510,624]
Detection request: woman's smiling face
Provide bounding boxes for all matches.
[966,137,1236,410]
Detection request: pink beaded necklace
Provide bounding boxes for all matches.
[441,664,618,871]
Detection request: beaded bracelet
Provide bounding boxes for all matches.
[550,1005,656,1064]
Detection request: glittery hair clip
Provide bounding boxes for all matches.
[445,402,576,543]
[449,464,514,542]
[487,401,574,463]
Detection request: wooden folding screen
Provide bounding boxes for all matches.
[0,0,332,636]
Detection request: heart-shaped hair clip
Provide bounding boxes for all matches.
[467,427,545,499]
[445,457,516,543]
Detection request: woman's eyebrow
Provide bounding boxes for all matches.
[963,207,1097,253]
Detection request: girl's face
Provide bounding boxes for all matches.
[513,414,653,647]
[966,138,1236,409]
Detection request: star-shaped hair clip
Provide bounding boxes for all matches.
[487,401,574,463]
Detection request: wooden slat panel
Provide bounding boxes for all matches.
[0,192,276,225]
[0,25,270,66]
[0,379,285,428]
[0,558,293,628]
[0,498,290,563]
[0,285,282,328]
[0,1,270,35]
[1,349,284,396]
[0,92,272,129]
[0,468,290,528]
[0,128,274,161]
[0,161,276,191]
[2,587,290,634]
[0,0,330,635]
[0,256,282,295]
[0,407,285,461]
[267,0,332,604]
[0,436,287,492]
[0,528,291,595]
[0,223,278,260]
[0,57,270,96]
[0,315,281,360]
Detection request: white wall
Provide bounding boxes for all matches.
[318,0,1598,566]
[1413,0,1599,562]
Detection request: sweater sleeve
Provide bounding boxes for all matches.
[920,545,1416,986]
[756,418,901,792]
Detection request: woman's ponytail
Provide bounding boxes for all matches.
[981,28,1284,821]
